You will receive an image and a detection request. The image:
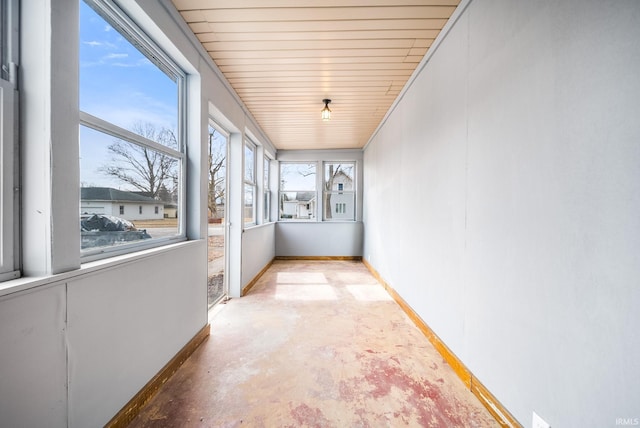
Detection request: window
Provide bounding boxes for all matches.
[323,162,355,221]
[79,0,185,255]
[0,0,19,281]
[279,163,316,221]
[154,206,159,215]
[263,156,271,222]
[244,140,256,226]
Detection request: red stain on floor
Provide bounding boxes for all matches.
[290,403,330,428]
[363,356,466,427]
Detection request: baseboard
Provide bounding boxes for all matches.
[105,324,211,428]
[362,258,521,428]
[275,255,362,261]
[242,258,275,296]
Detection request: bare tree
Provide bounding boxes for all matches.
[208,129,226,219]
[100,122,178,199]
[324,164,340,219]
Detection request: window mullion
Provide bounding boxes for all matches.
[80,111,183,159]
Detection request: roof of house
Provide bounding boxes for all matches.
[295,192,316,202]
[81,187,158,204]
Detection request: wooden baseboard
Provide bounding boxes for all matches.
[362,258,521,428]
[105,324,211,428]
[242,259,274,296]
[275,255,362,261]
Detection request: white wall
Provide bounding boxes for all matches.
[67,243,206,427]
[276,222,364,257]
[0,242,206,428]
[241,223,276,295]
[363,1,640,426]
[0,283,67,428]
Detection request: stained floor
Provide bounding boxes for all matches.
[129,260,499,427]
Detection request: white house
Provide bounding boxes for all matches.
[325,170,355,221]
[81,187,164,221]
[282,191,316,220]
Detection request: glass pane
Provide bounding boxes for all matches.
[280,191,316,220]
[323,192,355,221]
[280,163,316,191]
[80,125,180,250]
[244,184,255,224]
[324,163,354,191]
[263,157,269,188]
[208,126,226,222]
[79,1,178,146]
[244,143,254,182]
[264,191,270,222]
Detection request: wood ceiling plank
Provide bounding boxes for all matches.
[173,0,459,10]
[178,10,206,22]
[203,39,417,51]
[223,69,414,79]
[214,56,421,66]
[219,62,417,73]
[209,48,411,59]
[209,29,441,42]
[197,18,449,33]
[187,22,211,33]
[200,6,457,22]
[226,73,408,81]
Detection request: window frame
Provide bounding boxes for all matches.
[263,155,271,223]
[243,139,257,227]
[322,161,356,222]
[0,0,19,282]
[79,0,187,260]
[278,161,317,222]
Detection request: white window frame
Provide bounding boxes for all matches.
[322,161,356,222]
[0,0,19,282]
[263,155,271,223]
[243,139,257,226]
[79,0,187,260]
[278,161,317,222]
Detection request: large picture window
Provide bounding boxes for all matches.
[279,163,316,221]
[323,162,355,221]
[79,0,185,256]
[0,0,19,281]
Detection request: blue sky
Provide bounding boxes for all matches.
[79,0,178,189]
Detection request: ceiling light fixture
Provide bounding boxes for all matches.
[321,99,332,121]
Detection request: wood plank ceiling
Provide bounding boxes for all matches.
[171,0,461,150]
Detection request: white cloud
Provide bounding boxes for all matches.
[104,53,129,60]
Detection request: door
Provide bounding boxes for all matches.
[207,123,228,307]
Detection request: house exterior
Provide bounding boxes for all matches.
[81,187,164,221]
[282,191,316,220]
[325,170,355,221]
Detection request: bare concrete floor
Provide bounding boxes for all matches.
[129,260,499,427]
